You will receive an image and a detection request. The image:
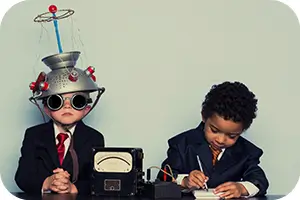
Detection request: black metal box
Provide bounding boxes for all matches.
[91,147,144,196]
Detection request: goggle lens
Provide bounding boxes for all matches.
[47,95,63,111]
[72,95,87,110]
[46,94,90,111]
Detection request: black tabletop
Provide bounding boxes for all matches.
[11,193,283,200]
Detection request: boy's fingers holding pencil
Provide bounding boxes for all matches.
[195,170,209,181]
[188,170,209,188]
[182,170,210,189]
[188,178,200,188]
[193,173,205,185]
[182,176,199,189]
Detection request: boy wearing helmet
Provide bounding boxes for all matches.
[15,51,105,195]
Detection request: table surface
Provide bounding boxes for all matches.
[11,193,284,200]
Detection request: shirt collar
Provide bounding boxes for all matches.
[53,122,76,138]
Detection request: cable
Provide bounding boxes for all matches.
[147,166,176,182]
[164,164,174,179]
[29,97,46,123]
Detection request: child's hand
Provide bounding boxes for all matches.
[53,168,70,179]
[52,168,78,194]
[181,170,209,189]
[42,168,77,193]
[54,180,77,194]
[214,182,248,199]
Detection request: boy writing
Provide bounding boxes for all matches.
[158,81,269,199]
[15,51,105,194]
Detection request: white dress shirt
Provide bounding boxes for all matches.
[176,148,259,198]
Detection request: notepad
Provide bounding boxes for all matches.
[192,189,223,199]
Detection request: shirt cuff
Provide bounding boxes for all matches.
[238,181,259,197]
[176,174,189,186]
[41,188,51,194]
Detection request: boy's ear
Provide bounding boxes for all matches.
[201,112,206,123]
[84,105,91,115]
[44,105,50,116]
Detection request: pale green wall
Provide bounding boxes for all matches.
[0,0,299,195]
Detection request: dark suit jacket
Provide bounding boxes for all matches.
[15,120,104,194]
[157,122,269,196]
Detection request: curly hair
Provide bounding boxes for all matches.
[201,81,258,130]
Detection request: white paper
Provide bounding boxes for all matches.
[193,188,223,199]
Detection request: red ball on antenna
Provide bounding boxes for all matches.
[48,5,57,13]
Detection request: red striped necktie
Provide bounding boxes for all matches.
[210,145,222,166]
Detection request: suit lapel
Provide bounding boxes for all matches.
[38,121,60,168]
[192,123,214,176]
[62,121,90,168]
[194,143,214,176]
[214,141,243,174]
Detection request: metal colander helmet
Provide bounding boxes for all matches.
[29,51,104,100]
[30,4,105,103]
[29,51,105,123]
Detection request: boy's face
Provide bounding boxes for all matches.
[44,92,91,125]
[202,114,244,149]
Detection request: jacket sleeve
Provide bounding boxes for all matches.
[157,138,184,182]
[15,129,48,194]
[242,149,269,196]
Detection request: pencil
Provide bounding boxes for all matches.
[196,155,208,191]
